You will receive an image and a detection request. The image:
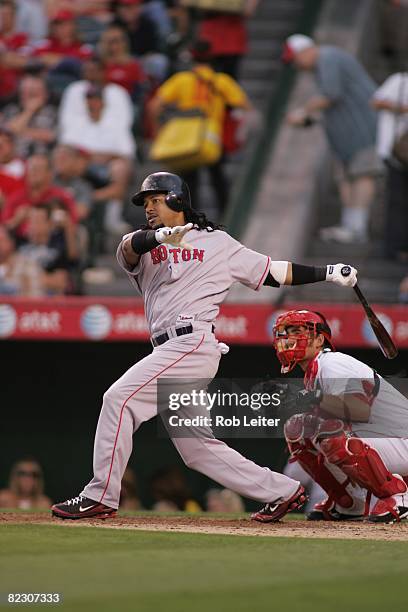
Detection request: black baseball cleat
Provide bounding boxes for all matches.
[51,495,116,520]
[251,485,308,523]
[367,496,408,524]
[307,499,364,521]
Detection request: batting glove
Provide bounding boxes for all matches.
[326,263,357,287]
[155,223,194,251]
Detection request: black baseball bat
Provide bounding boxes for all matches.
[341,266,398,359]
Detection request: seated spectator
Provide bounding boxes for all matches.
[149,39,251,214]
[205,488,244,513]
[0,0,31,104]
[59,56,134,134]
[59,84,134,235]
[113,0,169,82]
[120,466,142,510]
[0,126,25,179]
[0,127,25,214]
[0,223,43,295]
[150,466,201,512]
[98,24,146,103]
[372,71,408,261]
[52,144,93,220]
[31,10,93,70]
[2,152,78,239]
[0,457,52,509]
[19,203,79,295]
[142,0,172,40]
[15,0,48,43]
[196,0,259,79]
[2,74,57,158]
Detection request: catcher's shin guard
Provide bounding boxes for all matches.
[319,434,408,499]
[285,414,355,513]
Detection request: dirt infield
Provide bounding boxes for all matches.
[2,512,408,541]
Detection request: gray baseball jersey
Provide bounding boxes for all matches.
[117,228,271,334]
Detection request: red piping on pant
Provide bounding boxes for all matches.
[99,333,205,504]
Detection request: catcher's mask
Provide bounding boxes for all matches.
[273,310,334,374]
[131,172,191,212]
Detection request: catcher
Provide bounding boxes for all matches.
[252,310,408,523]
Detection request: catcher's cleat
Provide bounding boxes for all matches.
[51,495,116,520]
[367,496,408,524]
[251,485,308,523]
[307,498,364,521]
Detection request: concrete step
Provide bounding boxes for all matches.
[255,1,304,19]
[249,39,283,59]
[240,58,281,80]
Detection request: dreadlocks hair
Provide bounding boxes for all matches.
[184,207,224,232]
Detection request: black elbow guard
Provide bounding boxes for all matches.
[130,230,159,255]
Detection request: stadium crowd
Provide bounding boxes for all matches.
[0,0,257,296]
[0,0,406,300]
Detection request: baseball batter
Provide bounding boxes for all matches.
[259,309,408,523]
[52,172,357,522]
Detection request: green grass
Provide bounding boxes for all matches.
[1,525,408,612]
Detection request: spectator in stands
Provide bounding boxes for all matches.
[113,0,169,82]
[196,0,259,79]
[0,458,52,509]
[31,10,93,69]
[149,39,251,214]
[31,10,94,96]
[284,34,383,244]
[19,203,79,294]
[142,0,172,40]
[2,152,78,240]
[120,466,142,510]
[150,466,201,512]
[59,84,134,235]
[59,56,134,137]
[0,128,25,215]
[2,74,57,158]
[98,24,146,103]
[15,0,48,43]
[205,488,244,513]
[0,0,31,104]
[0,224,42,294]
[53,144,93,221]
[372,72,408,261]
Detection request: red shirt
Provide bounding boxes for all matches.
[0,31,29,98]
[2,184,78,237]
[198,15,247,56]
[104,60,146,95]
[32,38,93,61]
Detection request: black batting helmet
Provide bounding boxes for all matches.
[131,172,191,212]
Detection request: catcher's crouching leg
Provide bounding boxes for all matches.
[285,414,364,520]
[319,434,408,522]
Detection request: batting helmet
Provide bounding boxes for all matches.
[131,172,191,212]
[273,310,335,373]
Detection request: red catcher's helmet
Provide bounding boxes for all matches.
[273,310,335,373]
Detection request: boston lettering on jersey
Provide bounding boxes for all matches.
[150,246,205,265]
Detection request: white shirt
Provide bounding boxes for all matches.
[373,72,408,159]
[58,82,135,158]
[309,350,408,438]
[59,81,134,134]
